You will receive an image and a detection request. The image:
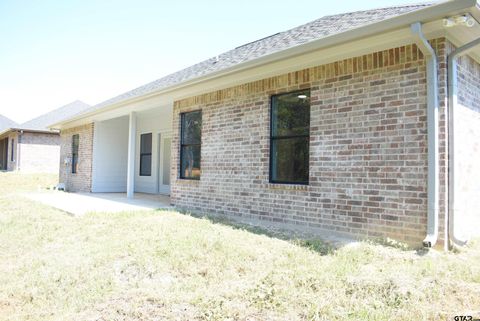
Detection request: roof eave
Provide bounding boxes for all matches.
[0,128,59,136]
[0,128,12,136]
[51,0,479,129]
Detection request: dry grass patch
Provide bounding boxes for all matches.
[0,173,479,320]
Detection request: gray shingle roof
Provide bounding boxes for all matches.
[0,115,18,132]
[19,100,90,131]
[81,3,435,115]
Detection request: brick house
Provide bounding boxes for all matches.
[51,1,480,248]
[0,115,17,169]
[0,101,90,173]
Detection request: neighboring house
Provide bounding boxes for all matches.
[51,0,480,248]
[0,115,18,170]
[0,100,90,173]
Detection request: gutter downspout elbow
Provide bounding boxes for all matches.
[410,22,440,248]
[447,37,480,248]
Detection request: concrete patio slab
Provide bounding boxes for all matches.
[26,191,171,216]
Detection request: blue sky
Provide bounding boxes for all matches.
[0,0,431,123]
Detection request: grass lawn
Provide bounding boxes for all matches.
[0,172,479,320]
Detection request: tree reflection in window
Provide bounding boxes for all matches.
[180,111,202,179]
[270,90,310,184]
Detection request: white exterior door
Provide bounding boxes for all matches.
[158,133,171,195]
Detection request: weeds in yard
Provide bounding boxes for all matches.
[1,173,480,321]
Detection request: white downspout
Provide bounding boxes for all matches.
[447,37,480,248]
[410,22,440,248]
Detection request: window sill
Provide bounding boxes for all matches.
[267,183,309,191]
[176,178,200,184]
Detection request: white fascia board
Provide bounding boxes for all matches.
[0,128,57,136]
[54,0,478,130]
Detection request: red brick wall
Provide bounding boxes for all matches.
[59,124,94,192]
[0,131,60,173]
[18,132,60,173]
[171,41,449,245]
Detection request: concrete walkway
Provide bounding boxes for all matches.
[26,191,171,216]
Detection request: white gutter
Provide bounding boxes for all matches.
[0,128,59,137]
[447,37,480,248]
[50,0,477,130]
[411,22,440,248]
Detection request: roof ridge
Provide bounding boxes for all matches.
[230,3,436,53]
[289,2,437,31]
[235,33,282,49]
[357,2,434,10]
[0,114,18,132]
[76,1,440,116]
[0,114,18,123]
[326,1,437,16]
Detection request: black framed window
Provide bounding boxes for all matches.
[270,89,310,184]
[72,134,79,174]
[11,139,14,162]
[139,133,152,176]
[180,110,202,179]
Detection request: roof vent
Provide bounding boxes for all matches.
[235,33,281,49]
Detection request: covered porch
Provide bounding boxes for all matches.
[90,103,173,198]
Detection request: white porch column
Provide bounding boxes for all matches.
[127,111,136,198]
